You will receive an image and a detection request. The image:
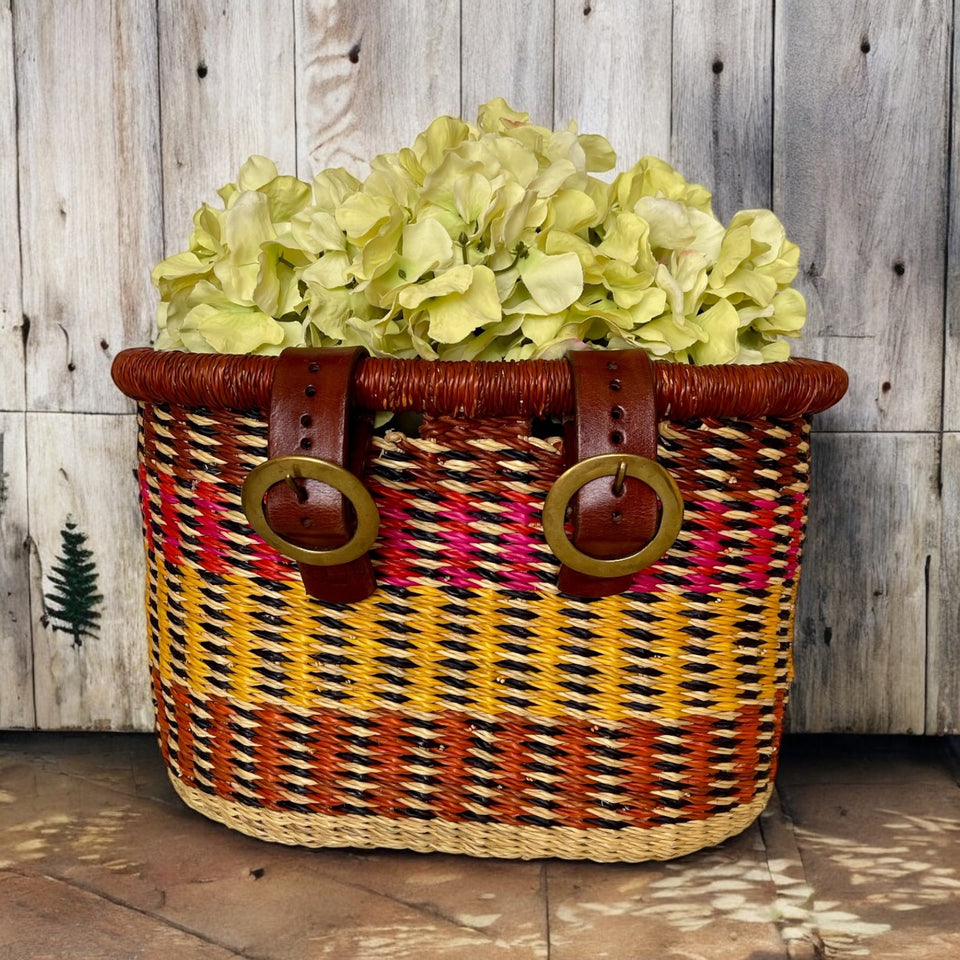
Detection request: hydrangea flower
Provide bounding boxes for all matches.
[153,100,805,363]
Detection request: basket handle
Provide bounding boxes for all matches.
[241,347,379,602]
[544,350,683,598]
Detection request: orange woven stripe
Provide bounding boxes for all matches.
[156,676,780,832]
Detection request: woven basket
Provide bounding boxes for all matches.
[112,348,846,862]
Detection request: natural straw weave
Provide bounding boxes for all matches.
[113,349,847,862]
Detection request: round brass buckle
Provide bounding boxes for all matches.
[241,455,380,566]
[542,454,684,578]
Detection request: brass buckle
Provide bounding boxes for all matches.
[542,454,683,578]
[241,455,380,566]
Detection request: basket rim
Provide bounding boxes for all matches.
[111,347,848,420]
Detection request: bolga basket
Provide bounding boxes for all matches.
[112,346,847,862]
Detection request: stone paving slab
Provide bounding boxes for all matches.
[777,743,960,960]
[1,733,959,959]
[0,871,244,960]
[546,826,792,960]
[0,735,549,959]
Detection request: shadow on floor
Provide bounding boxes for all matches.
[1,733,958,960]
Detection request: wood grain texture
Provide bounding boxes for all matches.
[295,0,460,180]
[461,0,554,127]
[158,0,297,252]
[28,414,150,731]
[0,1,23,412]
[944,0,960,431]
[0,415,33,728]
[930,433,960,734]
[672,0,772,225]
[774,2,950,432]
[2,3,957,735]
[789,432,938,735]
[554,0,672,167]
[17,0,162,412]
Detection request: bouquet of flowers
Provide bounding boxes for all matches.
[153,98,805,364]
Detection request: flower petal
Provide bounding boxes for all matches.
[398,264,475,310]
[236,155,279,191]
[187,302,287,354]
[518,248,583,314]
[258,175,313,222]
[690,300,740,364]
[422,265,501,343]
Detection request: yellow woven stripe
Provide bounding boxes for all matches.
[152,556,792,723]
[579,588,791,721]
[152,549,175,683]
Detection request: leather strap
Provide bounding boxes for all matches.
[264,347,377,603]
[557,350,659,598]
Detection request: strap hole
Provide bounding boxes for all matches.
[607,360,619,371]
[308,362,320,373]
[610,431,624,445]
[299,437,312,450]
[609,379,622,391]
[611,406,624,420]
[611,511,623,523]
[299,516,313,528]
[304,384,316,397]
[285,476,309,503]
[300,414,312,427]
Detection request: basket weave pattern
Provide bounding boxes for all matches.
[135,388,812,860]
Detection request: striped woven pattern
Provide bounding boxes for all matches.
[135,395,810,862]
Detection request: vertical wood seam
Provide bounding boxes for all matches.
[770,0,777,211]
[8,0,35,728]
[547,0,555,127]
[925,550,934,733]
[460,0,464,119]
[292,0,299,182]
[153,0,167,256]
[551,0,556,127]
[24,420,39,730]
[8,0,26,407]
[668,0,675,145]
[939,1,955,443]
[931,0,956,731]
[28,522,39,730]
[459,0,463,117]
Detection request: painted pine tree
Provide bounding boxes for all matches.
[45,518,103,648]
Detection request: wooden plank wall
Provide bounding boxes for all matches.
[0,0,954,733]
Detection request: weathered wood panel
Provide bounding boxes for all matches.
[0,0,23,412]
[158,0,297,251]
[790,433,938,734]
[938,2,960,733]
[944,0,960,432]
[295,0,460,179]
[774,2,950,433]
[17,0,161,411]
[461,0,553,127]
[27,414,149,731]
[0,414,32,728]
[672,0,772,224]
[1,1,957,734]
[554,0,672,163]
[931,433,960,734]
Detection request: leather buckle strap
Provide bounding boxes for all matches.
[554,349,676,598]
[257,346,378,603]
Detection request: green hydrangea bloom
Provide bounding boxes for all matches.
[152,100,805,363]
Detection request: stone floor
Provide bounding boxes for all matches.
[1,734,958,960]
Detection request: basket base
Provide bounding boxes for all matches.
[168,774,773,863]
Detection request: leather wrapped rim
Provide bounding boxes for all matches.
[111,347,848,420]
